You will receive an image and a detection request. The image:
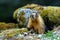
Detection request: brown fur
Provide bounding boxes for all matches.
[27,13,45,34]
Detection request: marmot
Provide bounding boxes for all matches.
[27,12,45,34]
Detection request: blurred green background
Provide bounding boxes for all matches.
[0,0,60,23]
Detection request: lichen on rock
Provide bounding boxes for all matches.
[13,7,38,27]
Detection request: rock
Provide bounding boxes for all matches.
[0,35,4,40]
[0,22,18,30]
[13,8,38,27]
[13,4,60,27]
[24,36,33,40]
[0,28,28,38]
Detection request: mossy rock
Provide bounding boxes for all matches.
[13,6,38,27]
[46,6,60,24]
[0,22,18,30]
[0,28,28,38]
[13,4,60,27]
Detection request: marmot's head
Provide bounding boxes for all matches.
[30,11,40,21]
[27,11,40,30]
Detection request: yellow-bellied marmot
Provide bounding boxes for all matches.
[27,12,45,34]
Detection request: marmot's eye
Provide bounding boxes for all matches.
[36,13,38,17]
[30,15,34,18]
